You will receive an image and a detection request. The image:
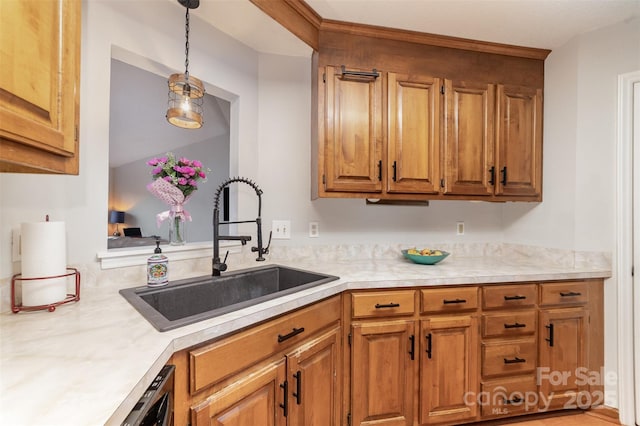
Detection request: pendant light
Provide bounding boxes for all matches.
[166,0,205,129]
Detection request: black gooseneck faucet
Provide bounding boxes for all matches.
[212,177,271,276]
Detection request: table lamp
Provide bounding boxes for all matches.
[109,210,125,236]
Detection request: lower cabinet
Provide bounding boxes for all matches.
[420,315,478,425]
[350,319,416,426]
[191,358,287,426]
[191,326,341,426]
[538,280,592,411]
[168,279,605,426]
[170,296,341,426]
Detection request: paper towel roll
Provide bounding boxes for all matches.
[21,221,68,306]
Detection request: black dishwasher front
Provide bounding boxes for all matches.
[122,364,174,426]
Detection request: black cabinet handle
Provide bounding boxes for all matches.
[279,380,288,417]
[392,161,397,182]
[443,298,466,304]
[504,295,527,301]
[501,166,507,185]
[377,160,382,181]
[504,396,523,405]
[489,166,495,185]
[560,291,582,297]
[504,322,526,329]
[278,327,305,343]
[545,323,554,347]
[375,302,400,309]
[340,65,380,79]
[292,371,302,405]
[409,335,415,360]
[503,357,526,364]
[425,333,432,359]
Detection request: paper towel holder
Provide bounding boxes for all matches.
[11,268,81,313]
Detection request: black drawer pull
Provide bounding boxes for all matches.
[503,357,526,364]
[409,335,415,360]
[545,324,554,347]
[443,298,466,304]
[278,327,305,343]
[504,295,526,301]
[504,396,523,405]
[560,291,582,297]
[375,302,400,309]
[279,380,288,417]
[504,322,526,329]
[292,371,302,405]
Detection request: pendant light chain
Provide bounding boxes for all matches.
[184,7,190,80]
[166,0,204,129]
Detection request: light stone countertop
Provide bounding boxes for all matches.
[0,243,611,426]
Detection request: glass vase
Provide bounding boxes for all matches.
[169,216,186,245]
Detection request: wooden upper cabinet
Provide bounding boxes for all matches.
[387,73,441,194]
[443,80,495,196]
[495,85,543,198]
[323,65,383,193]
[0,0,81,174]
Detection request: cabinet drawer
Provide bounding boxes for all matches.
[482,311,537,338]
[540,282,589,306]
[482,338,537,378]
[481,376,538,418]
[482,284,537,309]
[189,296,340,394]
[352,290,415,318]
[421,286,478,313]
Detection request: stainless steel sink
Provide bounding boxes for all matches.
[119,265,339,331]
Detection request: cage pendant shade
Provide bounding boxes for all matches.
[167,73,204,129]
[167,1,204,129]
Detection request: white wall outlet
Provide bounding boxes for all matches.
[456,221,465,236]
[12,228,21,261]
[272,220,291,239]
[309,222,319,238]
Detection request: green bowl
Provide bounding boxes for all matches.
[402,249,450,265]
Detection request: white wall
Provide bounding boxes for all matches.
[504,17,640,408]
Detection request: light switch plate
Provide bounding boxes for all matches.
[272,220,291,239]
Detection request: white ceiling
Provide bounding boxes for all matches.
[200,0,639,56]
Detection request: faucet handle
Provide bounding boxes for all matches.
[264,231,272,255]
[217,251,229,273]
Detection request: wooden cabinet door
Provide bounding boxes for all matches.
[287,326,341,426]
[495,85,542,198]
[387,72,441,194]
[539,307,589,410]
[322,65,383,193]
[351,320,416,426]
[420,315,478,425]
[0,0,80,174]
[190,359,287,426]
[443,80,495,196]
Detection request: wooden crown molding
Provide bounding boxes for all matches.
[249,0,551,60]
[320,19,551,60]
